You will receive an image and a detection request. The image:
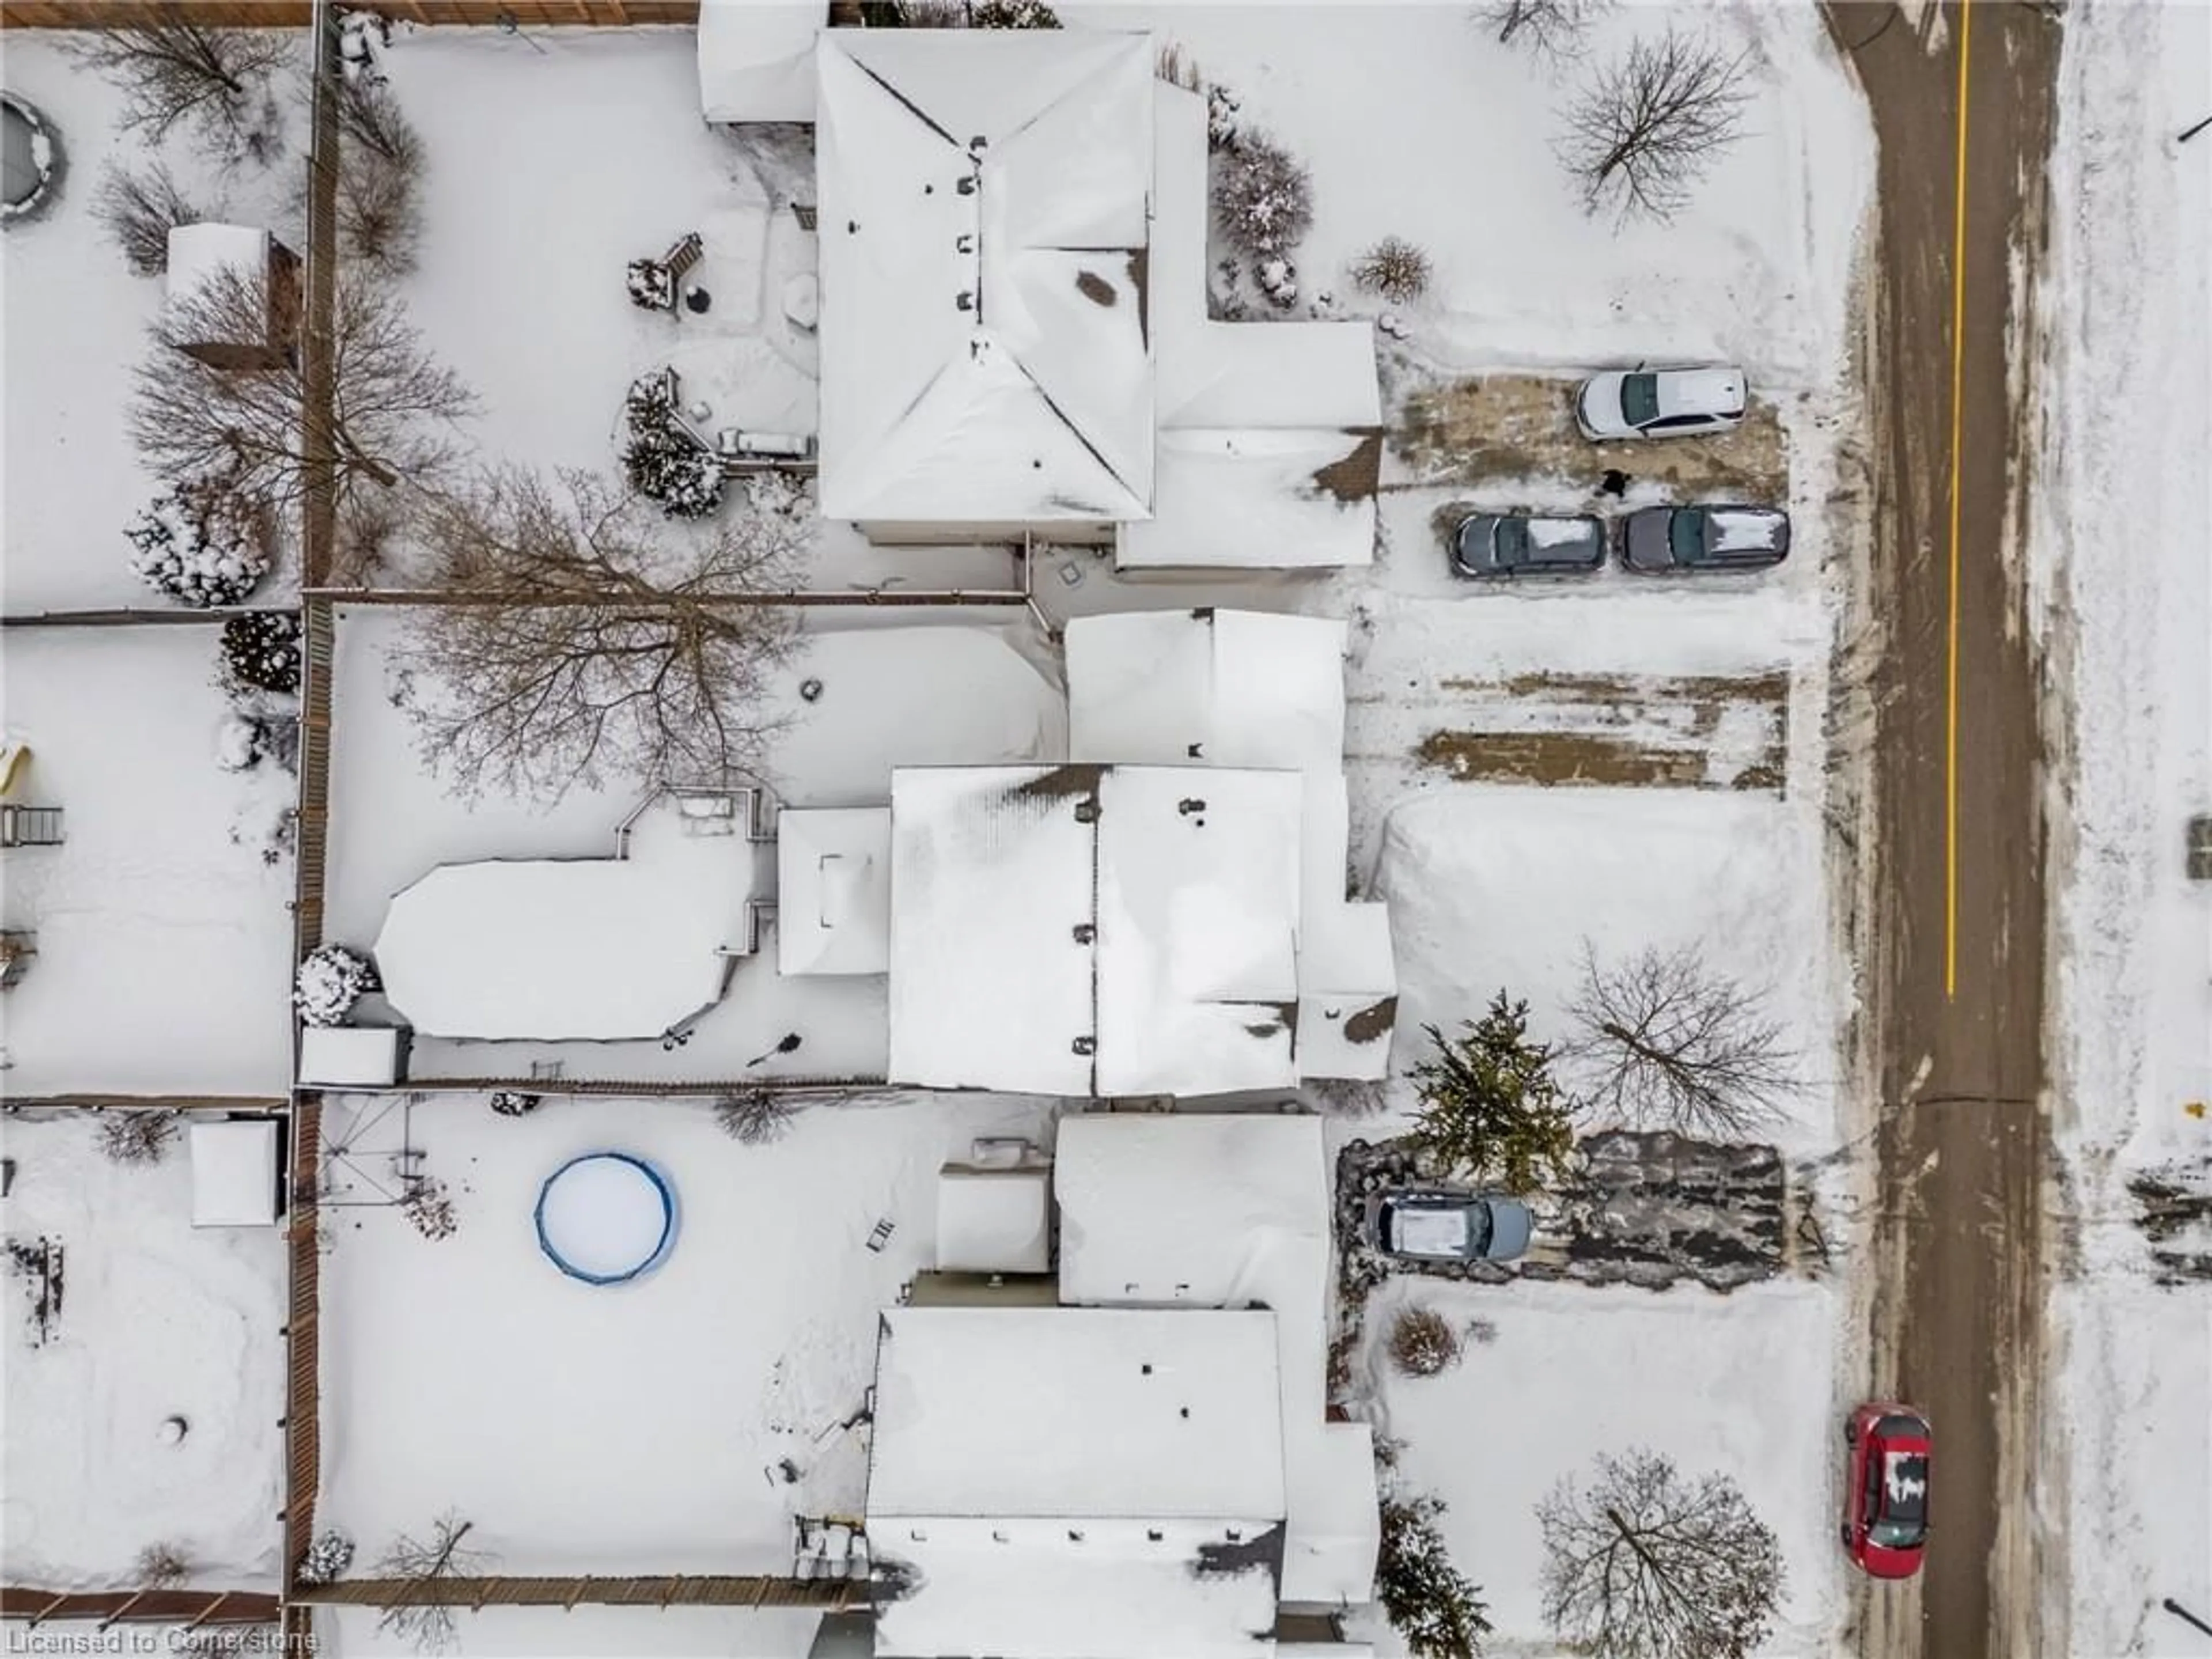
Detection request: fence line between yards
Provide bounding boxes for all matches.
[283,1093,325,1593]
[0,607,301,629]
[298,584,1031,608]
[0,1,702,28]
[346,1075,899,1099]
[287,1574,864,1611]
[0,1588,281,1627]
[0,1094,290,1114]
[294,599,336,969]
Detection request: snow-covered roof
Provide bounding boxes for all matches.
[1295,901,1398,1083]
[1119,428,1379,570]
[935,1166,1051,1275]
[189,1119,279,1227]
[886,764,1304,1097]
[373,796,754,1040]
[1067,609,1347,774]
[869,1306,1284,1519]
[697,0,822,123]
[815,29,1155,525]
[867,1307,1285,1658]
[165,222,268,309]
[297,1026,406,1088]
[1055,1115,1379,1605]
[775,807,892,976]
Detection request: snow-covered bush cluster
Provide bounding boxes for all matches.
[296,944,376,1027]
[1215,133,1312,257]
[296,1531,355,1586]
[98,1110,180,1167]
[215,713,271,773]
[1206,84,1241,153]
[126,485,268,607]
[626,256,673,312]
[218,611,303,697]
[969,0,1060,26]
[743,467,810,521]
[488,1091,541,1118]
[1256,256,1298,311]
[339,10,391,83]
[1352,236,1434,305]
[622,373,724,520]
[1387,1306,1465,1377]
[402,1176,458,1241]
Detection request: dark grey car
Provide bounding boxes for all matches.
[1452,512,1608,579]
[1368,1189,1535,1263]
[1621,504,1790,573]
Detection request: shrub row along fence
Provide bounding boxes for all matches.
[1,1,700,26]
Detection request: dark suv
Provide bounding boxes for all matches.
[1620,504,1790,573]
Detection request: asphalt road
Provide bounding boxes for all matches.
[1821,4,2063,1657]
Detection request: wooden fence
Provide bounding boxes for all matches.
[1,1588,281,1626]
[283,1095,325,1591]
[2,1,701,26]
[289,1574,864,1609]
[294,600,335,964]
[1,1094,290,1113]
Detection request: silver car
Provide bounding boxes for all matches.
[1621,504,1790,574]
[1576,366,1747,441]
[1450,512,1607,580]
[1369,1189,1535,1263]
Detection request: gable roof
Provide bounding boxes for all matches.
[815,30,1155,524]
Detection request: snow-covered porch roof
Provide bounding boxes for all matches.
[775,806,892,976]
[885,764,1305,1098]
[813,29,1156,525]
[697,0,823,123]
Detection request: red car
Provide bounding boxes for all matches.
[1842,1402,1931,1578]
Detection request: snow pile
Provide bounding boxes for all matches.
[1,1116,285,1589]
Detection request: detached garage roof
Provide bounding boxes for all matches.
[887,764,1304,1097]
[815,29,1155,524]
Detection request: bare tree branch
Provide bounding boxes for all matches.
[1558,27,1751,222]
[62,7,291,168]
[1479,0,1609,64]
[393,468,804,803]
[130,264,473,524]
[373,1513,491,1656]
[1565,942,1798,1138]
[1538,1448,1783,1659]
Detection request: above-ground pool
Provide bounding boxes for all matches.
[533,1153,677,1285]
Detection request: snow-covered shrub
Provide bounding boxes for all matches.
[1210,257,1250,321]
[215,713,270,773]
[338,10,390,84]
[1388,1306,1463,1377]
[1214,132,1312,257]
[623,427,725,519]
[126,486,269,608]
[134,1541,190,1588]
[743,467,810,520]
[1378,1495,1491,1659]
[971,0,1060,26]
[488,1091,541,1118]
[218,611,303,698]
[715,1088,797,1146]
[1352,236,1434,305]
[401,1177,457,1241]
[297,1531,356,1586]
[99,1111,179,1166]
[626,257,673,312]
[94,160,210,276]
[1206,83,1242,153]
[296,944,375,1027]
[1256,256,1299,310]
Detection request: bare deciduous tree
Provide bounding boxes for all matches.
[130,265,473,522]
[1480,0,1608,63]
[329,79,426,276]
[62,7,290,167]
[394,468,802,802]
[1566,942,1797,1137]
[1537,1448,1783,1659]
[374,1513,490,1656]
[134,1541,191,1588]
[94,161,216,277]
[714,1088,799,1146]
[1558,28,1751,222]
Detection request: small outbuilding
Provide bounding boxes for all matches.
[164,223,300,372]
[188,1118,282,1228]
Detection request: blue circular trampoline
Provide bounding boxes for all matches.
[534,1152,677,1285]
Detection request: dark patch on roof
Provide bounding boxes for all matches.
[1007,762,1107,802]
[1309,429,1384,504]
[1229,999,1299,1040]
[1193,1521,1286,1585]
[1342,995,1397,1046]
[1125,248,1150,350]
[1075,270,1118,308]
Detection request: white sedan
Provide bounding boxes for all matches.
[1575,365,1747,440]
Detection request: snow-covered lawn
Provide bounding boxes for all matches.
[322,611,1063,1082]
[0,1113,286,1589]
[2033,1,2212,1646]
[0,35,305,615]
[1355,1274,1843,1656]
[313,1088,1054,1575]
[0,626,294,1096]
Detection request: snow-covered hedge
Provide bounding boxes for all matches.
[622,373,724,518]
[218,611,303,697]
[296,1531,355,1586]
[126,487,269,608]
[1214,132,1313,259]
[296,944,376,1027]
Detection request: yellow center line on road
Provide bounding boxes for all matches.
[1945,0,1975,1002]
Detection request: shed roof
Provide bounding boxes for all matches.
[814,29,1155,524]
[189,1119,279,1227]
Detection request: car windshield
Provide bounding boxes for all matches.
[1669,511,1707,562]
[1491,520,1530,565]
[1620,373,1661,427]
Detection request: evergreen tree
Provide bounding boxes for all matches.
[1408,991,1577,1193]
[1377,1494,1491,1658]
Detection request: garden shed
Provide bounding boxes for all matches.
[188,1118,281,1228]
